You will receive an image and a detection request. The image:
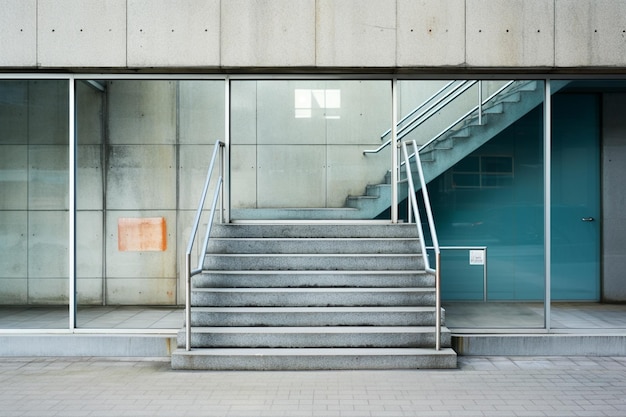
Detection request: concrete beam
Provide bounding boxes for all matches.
[37,0,127,67]
[0,0,36,67]
[127,0,220,67]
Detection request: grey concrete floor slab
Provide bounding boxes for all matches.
[1,356,626,416]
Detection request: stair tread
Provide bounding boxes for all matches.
[174,347,456,356]
[188,326,447,334]
[209,237,419,241]
[193,287,433,293]
[200,270,428,274]
[193,306,438,312]
[207,253,421,257]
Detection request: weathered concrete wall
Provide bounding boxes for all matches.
[2,0,626,71]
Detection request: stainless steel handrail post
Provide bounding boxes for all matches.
[185,253,191,351]
[401,139,442,350]
[220,141,224,224]
[412,140,441,351]
[410,141,440,256]
[435,251,441,351]
[401,141,430,270]
[184,140,225,352]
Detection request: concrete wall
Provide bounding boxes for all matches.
[602,94,626,302]
[2,0,626,71]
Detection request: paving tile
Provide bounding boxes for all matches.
[1,356,626,416]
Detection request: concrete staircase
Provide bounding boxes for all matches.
[171,223,456,370]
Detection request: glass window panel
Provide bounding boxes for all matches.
[230,80,391,220]
[0,80,69,329]
[481,174,513,188]
[452,173,480,188]
[75,80,224,329]
[454,156,480,173]
[399,80,546,329]
[482,156,513,173]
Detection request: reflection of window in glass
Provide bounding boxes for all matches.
[294,89,341,119]
[452,155,513,188]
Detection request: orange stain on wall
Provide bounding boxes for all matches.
[118,217,167,251]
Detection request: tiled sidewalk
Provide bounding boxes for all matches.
[1,356,626,416]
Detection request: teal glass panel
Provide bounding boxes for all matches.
[551,92,600,301]
[414,79,547,328]
[439,249,486,301]
[455,156,480,172]
[434,104,545,301]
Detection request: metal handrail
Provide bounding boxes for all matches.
[379,80,457,140]
[398,81,518,171]
[184,140,225,351]
[418,80,515,153]
[364,80,477,155]
[365,80,524,158]
[397,81,478,142]
[427,246,488,302]
[401,139,441,351]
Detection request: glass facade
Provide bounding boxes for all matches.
[230,80,392,220]
[0,80,69,329]
[0,75,618,332]
[74,80,225,328]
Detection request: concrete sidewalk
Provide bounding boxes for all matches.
[1,356,626,416]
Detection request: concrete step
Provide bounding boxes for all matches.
[492,91,522,105]
[229,208,363,220]
[171,347,457,370]
[178,326,451,348]
[453,334,626,356]
[206,237,421,254]
[189,306,443,327]
[178,223,455,370]
[482,102,504,114]
[210,223,421,239]
[202,253,425,271]
[191,287,435,307]
[365,183,390,196]
[192,270,434,288]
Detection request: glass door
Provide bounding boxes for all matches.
[551,92,600,303]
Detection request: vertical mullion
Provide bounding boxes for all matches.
[69,76,76,330]
[391,78,398,223]
[544,79,552,331]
